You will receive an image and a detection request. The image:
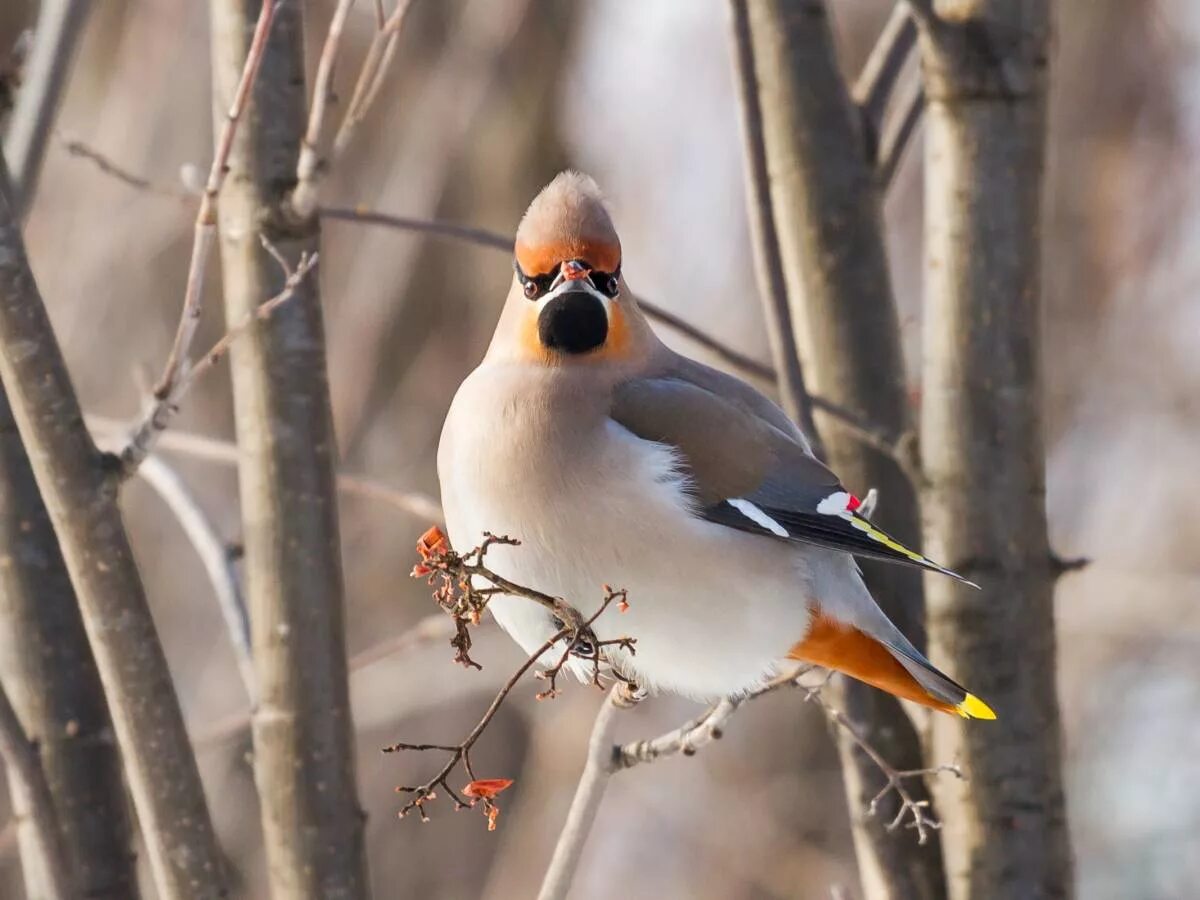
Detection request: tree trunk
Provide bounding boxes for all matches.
[208,2,368,896]
[0,155,227,900]
[737,3,946,898]
[0,392,137,899]
[916,2,1072,898]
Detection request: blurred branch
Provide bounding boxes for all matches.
[3,0,91,218]
[876,64,924,189]
[539,671,963,900]
[119,249,318,476]
[291,0,421,219]
[852,1,918,166]
[91,415,445,522]
[61,137,192,200]
[0,149,227,899]
[0,680,73,900]
[728,0,822,450]
[208,0,368,891]
[192,614,487,751]
[132,0,278,473]
[331,0,416,159]
[137,455,254,703]
[289,0,357,221]
[732,3,945,898]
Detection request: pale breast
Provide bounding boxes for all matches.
[438,362,814,700]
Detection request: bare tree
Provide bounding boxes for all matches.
[207,0,368,895]
[730,2,944,897]
[0,159,226,897]
[0,390,136,899]
[912,1,1072,896]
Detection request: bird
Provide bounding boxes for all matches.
[437,171,994,719]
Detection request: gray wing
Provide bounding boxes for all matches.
[610,374,973,584]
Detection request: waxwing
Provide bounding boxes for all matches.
[437,171,994,718]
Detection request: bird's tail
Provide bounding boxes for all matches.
[788,612,995,719]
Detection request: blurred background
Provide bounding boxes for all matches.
[0,0,1197,897]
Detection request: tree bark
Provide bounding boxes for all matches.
[916,2,1072,897]
[0,390,137,899]
[0,678,73,900]
[737,3,946,899]
[208,2,368,896]
[0,158,226,898]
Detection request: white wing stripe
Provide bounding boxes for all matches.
[727,498,789,537]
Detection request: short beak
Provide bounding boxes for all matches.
[551,259,591,290]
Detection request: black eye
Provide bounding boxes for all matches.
[524,280,540,300]
[591,271,620,298]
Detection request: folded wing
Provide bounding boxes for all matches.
[610,374,975,586]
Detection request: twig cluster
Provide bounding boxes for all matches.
[386,528,634,829]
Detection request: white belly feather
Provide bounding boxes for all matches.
[439,367,814,701]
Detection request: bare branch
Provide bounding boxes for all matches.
[540,670,963,897]
[119,251,319,477]
[58,141,914,453]
[805,687,961,845]
[383,627,566,827]
[331,0,416,160]
[0,682,73,900]
[0,152,228,899]
[852,2,918,163]
[385,531,632,828]
[289,0,358,221]
[3,0,91,218]
[877,64,924,190]
[535,685,626,900]
[209,0,368,889]
[61,137,193,200]
[136,456,254,703]
[151,0,277,418]
[729,0,823,449]
[90,415,445,522]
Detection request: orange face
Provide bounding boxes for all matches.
[514,236,621,280]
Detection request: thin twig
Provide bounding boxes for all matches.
[382,627,567,826]
[805,687,962,845]
[386,533,633,827]
[3,0,91,219]
[120,251,319,477]
[149,0,277,426]
[289,0,358,221]
[136,456,254,703]
[61,138,193,199]
[331,0,416,160]
[0,681,73,900]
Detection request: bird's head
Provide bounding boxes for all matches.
[491,172,650,366]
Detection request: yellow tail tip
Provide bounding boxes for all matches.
[956,693,997,720]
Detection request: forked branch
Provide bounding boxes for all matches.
[386,528,634,829]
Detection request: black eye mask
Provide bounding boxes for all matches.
[514,258,620,301]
